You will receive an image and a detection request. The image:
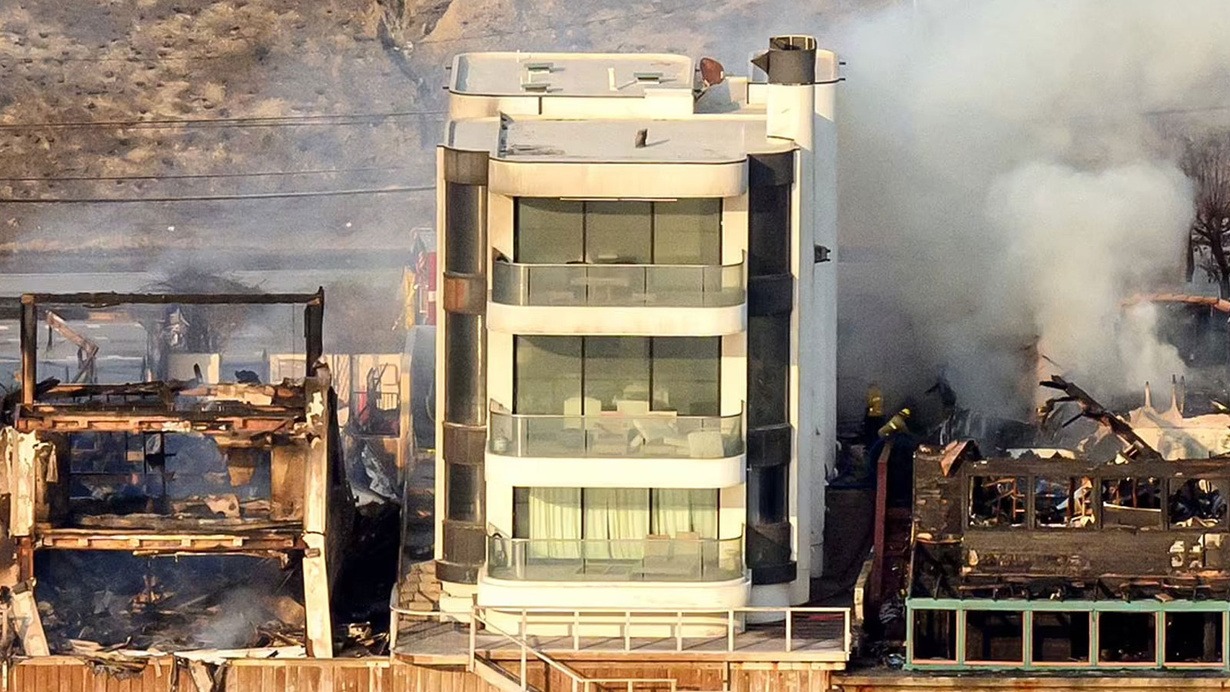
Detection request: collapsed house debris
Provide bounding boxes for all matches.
[904,376,1230,671]
[0,291,355,660]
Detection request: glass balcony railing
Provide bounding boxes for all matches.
[491,261,745,308]
[488,408,744,459]
[487,534,745,582]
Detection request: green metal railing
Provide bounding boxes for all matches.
[907,597,1230,672]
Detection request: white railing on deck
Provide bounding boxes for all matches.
[389,601,852,690]
[472,605,852,657]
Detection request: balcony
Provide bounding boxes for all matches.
[489,408,743,458]
[486,535,745,582]
[487,261,746,336]
[485,407,745,488]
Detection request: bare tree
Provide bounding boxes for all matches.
[1182,133,1230,298]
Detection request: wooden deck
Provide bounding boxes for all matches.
[394,616,849,665]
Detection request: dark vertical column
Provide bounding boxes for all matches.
[20,294,37,407]
[438,148,489,585]
[745,152,798,585]
[304,288,324,375]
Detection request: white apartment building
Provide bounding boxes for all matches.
[433,35,839,624]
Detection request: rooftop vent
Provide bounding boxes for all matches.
[634,71,664,84]
[521,61,556,92]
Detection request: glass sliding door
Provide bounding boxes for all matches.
[653,199,721,265]
[652,337,720,416]
[526,487,582,559]
[584,337,651,412]
[650,489,719,538]
[512,336,720,415]
[514,336,582,415]
[517,199,584,263]
[513,198,722,266]
[584,488,651,559]
[504,487,732,581]
[586,201,653,264]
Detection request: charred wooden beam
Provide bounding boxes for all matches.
[1039,375,1160,459]
[22,291,323,307]
[20,295,36,407]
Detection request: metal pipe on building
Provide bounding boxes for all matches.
[436,147,491,586]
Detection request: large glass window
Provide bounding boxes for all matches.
[513,336,720,416]
[517,199,584,263]
[513,487,719,541]
[586,201,652,263]
[653,199,722,265]
[515,199,721,265]
[514,336,581,415]
[584,337,651,412]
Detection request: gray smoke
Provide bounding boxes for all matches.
[830,0,1230,417]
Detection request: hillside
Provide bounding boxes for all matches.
[0,0,889,267]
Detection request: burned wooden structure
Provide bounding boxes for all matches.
[908,431,1230,671]
[0,291,352,657]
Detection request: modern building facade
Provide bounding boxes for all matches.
[433,35,840,623]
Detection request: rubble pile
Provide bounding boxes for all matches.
[34,553,306,654]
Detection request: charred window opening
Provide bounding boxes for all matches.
[1035,476,1095,529]
[911,609,957,662]
[1168,478,1228,528]
[1165,611,1223,664]
[1098,612,1156,663]
[968,476,1025,528]
[965,611,1023,663]
[1101,478,1162,529]
[1032,611,1090,664]
[68,433,273,525]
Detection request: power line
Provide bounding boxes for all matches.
[0,185,434,204]
[0,166,413,183]
[0,110,446,131]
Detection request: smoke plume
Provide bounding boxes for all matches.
[830,0,1230,416]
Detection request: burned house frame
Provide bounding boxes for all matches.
[0,291,351,657]
[908,439,1230,670]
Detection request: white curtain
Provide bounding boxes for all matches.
[528,487,581,559]
[584,488,649,560]
[651,489,719,539]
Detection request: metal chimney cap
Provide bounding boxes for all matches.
[751,35,817,85]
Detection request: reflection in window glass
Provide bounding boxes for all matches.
[586,201,652,263]
[514,336,582,414]
[1168,478,1228,528]
[584,337,650,411]
[1035,477,1095,528]
[514,199,722,266]
[969,476,1026,528]
[654,199,721,265]
[517,199,584,263]
[652,337,720,416]
[1101,478,1162,529]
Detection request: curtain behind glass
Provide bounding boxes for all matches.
[584,488,649,560]
[528,487,581,559]
[651,489,719,538]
